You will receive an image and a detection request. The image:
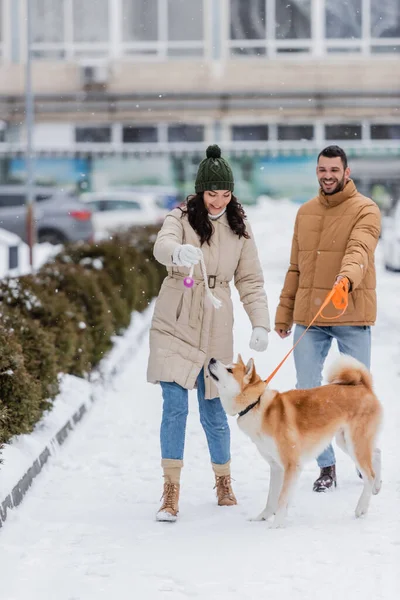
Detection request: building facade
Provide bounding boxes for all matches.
[0,0,399,204]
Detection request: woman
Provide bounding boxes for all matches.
[147,145,270,522]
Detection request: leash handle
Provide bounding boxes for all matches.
[265,278,349,385]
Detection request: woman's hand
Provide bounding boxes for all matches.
[172,244,202,268]
[249,327,269,352]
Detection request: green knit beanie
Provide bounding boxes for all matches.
[195,145,234,193]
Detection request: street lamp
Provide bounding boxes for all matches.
[25,0,35,269]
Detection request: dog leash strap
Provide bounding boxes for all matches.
[265,279,349,385]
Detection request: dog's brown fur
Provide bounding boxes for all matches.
[208,354,382,527]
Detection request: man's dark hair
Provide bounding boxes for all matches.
[317,145,348,170]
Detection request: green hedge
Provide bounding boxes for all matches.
[0,224,164,454]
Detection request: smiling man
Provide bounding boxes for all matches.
[274,145,381,493]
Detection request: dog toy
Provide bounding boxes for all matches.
[183,266,194,288]
[183,251,222,310]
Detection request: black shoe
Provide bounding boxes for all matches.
[313,465,337,492]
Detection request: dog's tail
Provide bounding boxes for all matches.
[326,355,373,392]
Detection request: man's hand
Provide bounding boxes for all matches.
[274,326,292,339]
[334,275,350,289]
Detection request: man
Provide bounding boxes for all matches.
[275,145,381,492]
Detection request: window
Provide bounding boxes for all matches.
[32,0,110,59]
[325,124,362,140]
[277,124,314,141]
[325,0,362,40]
[230,0,312,56]
[275,0,311,41]
[371,1,400,38]
[167,124,204,143]
[122,0,204,57]
[229,0,400,58]
[75,126,112,143]
[122,0,158,44]
[73,0,109,43]
[0,194,26,208]
[232,125,269,141]
[104,200,142,211]
[122,126,158,144]
[371,124,400,140]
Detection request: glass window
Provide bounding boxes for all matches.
[325,124,362,140]
[73,0,109,43]
[232,125,269,141]
[0,194,26,207]
[371,1,400,38]
[167,124,204,142]
[168,0,203,41]
[104,200,142,211]
[325,0,362,39]
[32,0,64,44]
[75,127,112,143]
[122,126,158,143]
[277,124,314,140]
[122,0,158,42]
[371,124,400,140]
[230,0,266,41]
[275,0,311,40]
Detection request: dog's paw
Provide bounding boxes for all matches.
[248,513,266,522]
[372,479,382,495]
[355,503,369,518]
[268,518,287,529]
[249,509,275,522]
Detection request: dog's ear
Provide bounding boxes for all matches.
[243,358,255,385]
[237,354,245,367]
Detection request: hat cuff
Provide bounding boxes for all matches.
[195,181,234,193]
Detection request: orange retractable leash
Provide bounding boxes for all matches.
[265,278,349,385]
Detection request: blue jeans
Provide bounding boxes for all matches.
[293,325,371,468]
[160,369,231,465]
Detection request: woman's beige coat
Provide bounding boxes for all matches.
[147,208,270,399]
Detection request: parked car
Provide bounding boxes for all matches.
[0,186,94,245]
[80,191,167,237]
[382,200,400,271]
[108,185,182,210]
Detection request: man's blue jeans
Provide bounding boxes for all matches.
[293,325,371,468]
[160,369,231,465]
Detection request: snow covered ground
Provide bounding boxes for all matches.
[0,199,399,599]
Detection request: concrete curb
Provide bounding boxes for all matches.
[0,317,150,528]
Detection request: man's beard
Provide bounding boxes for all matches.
[319,176,346,195]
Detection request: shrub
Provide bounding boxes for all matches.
[38,262,114,368]
[0,326,43,442]
[0,223,163,452]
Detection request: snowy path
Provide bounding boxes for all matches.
[0,202,399,600]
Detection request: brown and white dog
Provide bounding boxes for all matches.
[208,354,382,528]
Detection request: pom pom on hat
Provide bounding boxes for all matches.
[206,144,222,159]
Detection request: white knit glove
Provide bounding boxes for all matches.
[172,244,202,268]
[249,327,269,352]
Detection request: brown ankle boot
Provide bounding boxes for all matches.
[313,465,337,492]
[215,474,237,506]
[156,482,180,522]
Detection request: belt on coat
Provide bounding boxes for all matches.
[170,273,229,328]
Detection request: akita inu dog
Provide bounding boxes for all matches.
[208,354,382,528]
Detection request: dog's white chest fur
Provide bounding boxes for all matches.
[254,435,282,466]
[238,416,282,466]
